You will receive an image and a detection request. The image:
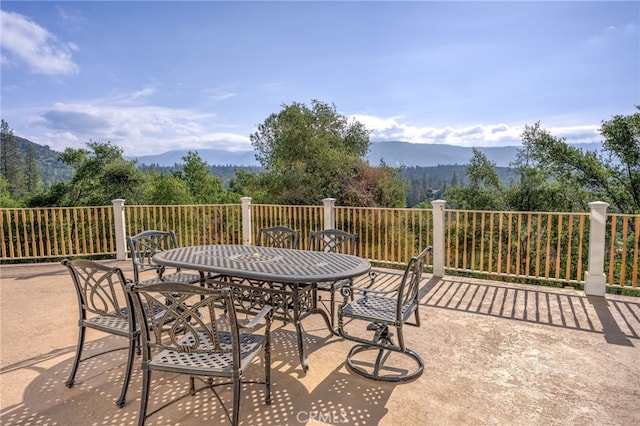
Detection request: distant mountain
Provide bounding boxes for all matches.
[131,149,260,167]
[13,135,605,185]
[15,136,73,186]
[367,142,516,167]
[368,141,603,167]
[132,141,604,168]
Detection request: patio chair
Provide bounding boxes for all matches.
[337,246,431,382]
[256,226,300,249]
[62,259,138,407]
[308,229,358,329]
[127,281,272,426]
[127,230,203,285]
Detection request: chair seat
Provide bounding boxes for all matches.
[139,272,202,285]
[85,314,130,334]
[149,330,266,376]
[342,295,414,324]
[86,302,168,334]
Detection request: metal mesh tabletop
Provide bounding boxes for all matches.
[152,244,371,283]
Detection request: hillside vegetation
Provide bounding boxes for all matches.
[1,103,638,214]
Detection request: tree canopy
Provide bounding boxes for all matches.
[2,106,638,212]
[237,99,406,207]
[0,119,27,200]
[444,108,640,214]
[31,141,147,206]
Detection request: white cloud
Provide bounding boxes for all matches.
[0,10,79,75]
[350,114,601,147]
[129,87,156,101]
[205,87,237,102]
[11,91,602,158]
[27,93,252,156]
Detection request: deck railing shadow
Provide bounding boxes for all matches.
[352,270,640,347]
[417,276,640,347]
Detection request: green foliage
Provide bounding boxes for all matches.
[177,151,239,203]
[0,120,26,198]
[144,172,193,205]
[444,149,505,210]
[142,152,240,205]
[506,115,640,214]
[15,135,72,186]
[599,108,640,213]
[444,111,640,214]
[0,175,24,207]
[24,145,43,194]
[241,99,405,207]
[30,141,147,206]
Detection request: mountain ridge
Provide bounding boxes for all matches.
[132,141,603,168]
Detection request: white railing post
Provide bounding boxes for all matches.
[241,197,252,246]
[431,199,446,277]
[112,199,127,260]
[322,198,336,230]
[585,201,609,296]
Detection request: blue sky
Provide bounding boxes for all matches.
[1,1,638,157]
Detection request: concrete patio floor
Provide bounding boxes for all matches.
[1,260,639,426]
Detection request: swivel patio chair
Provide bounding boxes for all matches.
[256,226,300,249]
[308,229,358,329]
[62,259,138,407]
[127,281,272,426]
[337,246,431,382]
[127,230,202,285]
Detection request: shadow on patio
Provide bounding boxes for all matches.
[1,262,639,425]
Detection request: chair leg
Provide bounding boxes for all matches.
[232,378,241,426]
[138,369,151,426]
[116,338,136,407]
[265,333,272,405]
[329,286,336,329]
[66,325,86,388]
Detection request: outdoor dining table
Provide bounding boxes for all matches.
[152,244,371,371]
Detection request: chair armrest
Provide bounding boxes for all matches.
[339,285,398,302]
[238,305,273,329]
[366,270,378,288]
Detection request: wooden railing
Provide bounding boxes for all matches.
[607,214,640,289]
[444,210,590,285]
[1,200,638,290]
[334,206,432,266]
[0,206,116,259]
[125,204,243,246]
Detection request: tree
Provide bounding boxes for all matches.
[0,175,23,207]
[503,123,581,212]
[442,111,640,214]
[508,114,640,214]
[144,172,193,205]
[34,141,147,206]
[242,99,405,207]
[178,151,236,203]
[599,108,640,213]
[24,145,43,195]
[0,120,26,198]
[444,149,505,210]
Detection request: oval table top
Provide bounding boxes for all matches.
[152,244,371,284]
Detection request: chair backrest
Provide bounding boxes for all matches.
[127,230,181,283]
[308,229,357,254]
[256,226,300,249]
[395,247,431,320]
[127,282,241,368]
[62,259,132,324]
